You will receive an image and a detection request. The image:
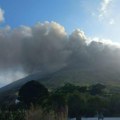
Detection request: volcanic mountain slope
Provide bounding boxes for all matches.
[1,41,120,104]
[0,56,120,105]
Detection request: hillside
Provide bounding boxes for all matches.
[0,59,120,105]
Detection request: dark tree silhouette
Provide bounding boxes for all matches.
[68,93,86,120]
[18,80,48,106]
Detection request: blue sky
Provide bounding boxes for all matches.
[0,0,120,42]
[0,0,93,30]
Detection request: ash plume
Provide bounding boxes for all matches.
[0,21,120,85]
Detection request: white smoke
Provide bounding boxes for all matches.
[0,21,119,86]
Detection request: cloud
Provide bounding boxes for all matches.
[0,8,4,23]
[97,0,116,25]
[0,22,69,84]
[109,18,115,24]
[91,37,120,47]
[0,21,120,86]
[99,0,112,19]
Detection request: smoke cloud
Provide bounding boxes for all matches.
[0,21,120,86]
[0,8,4,23]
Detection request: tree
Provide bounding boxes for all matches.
[68,93,86,120]
[43,93,68,120]
[86,96,108,117]
[18,80,48,106]
[56,83,88,95]
[108,94,120,116]
[89,83,106,95]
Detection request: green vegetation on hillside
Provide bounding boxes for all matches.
[0,81,120,120]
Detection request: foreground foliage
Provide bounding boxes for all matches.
[0,81,120,120]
